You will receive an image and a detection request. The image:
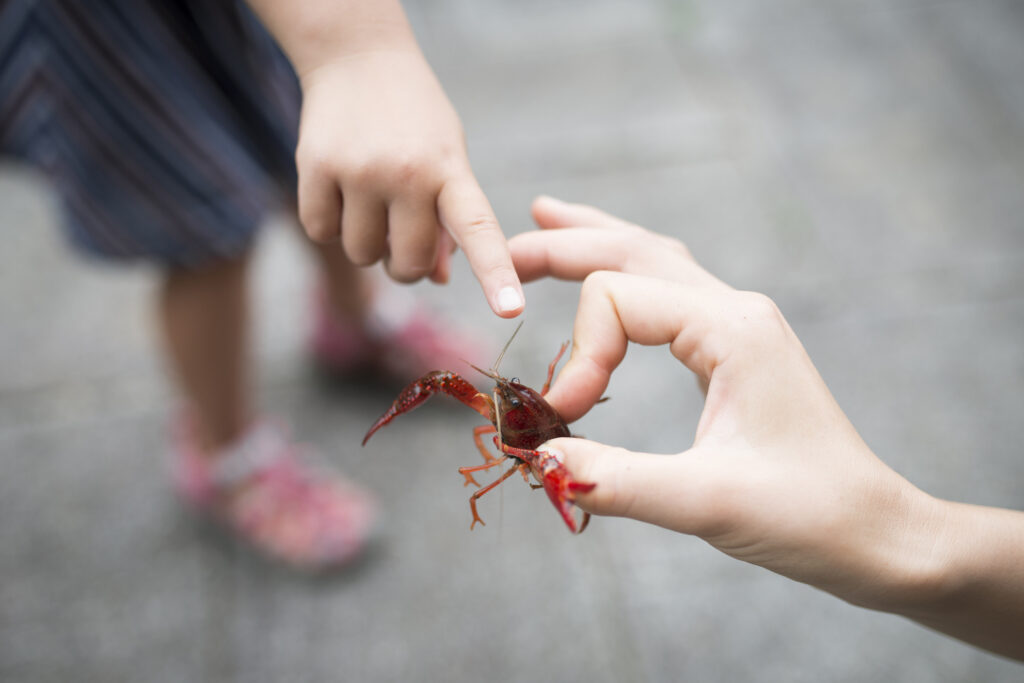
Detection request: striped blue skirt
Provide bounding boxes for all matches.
[0,0,300,267]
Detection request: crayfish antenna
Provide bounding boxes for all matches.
[469,320,524,383]
[492,320,524,375]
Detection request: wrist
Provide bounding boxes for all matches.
[248,0,421,80]
[839,482,955,613]
[886,494,958,611]
[880,498,1024,659]
[297,45,429,94]
[293,26,422,85]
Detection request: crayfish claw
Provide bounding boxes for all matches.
[540,465,597,534]
[569,481,597,494]
[363,370,492,446]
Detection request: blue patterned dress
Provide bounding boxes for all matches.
[0,0,301,267]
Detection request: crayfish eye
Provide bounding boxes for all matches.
[509,397,521,408]
[511,377,520,384]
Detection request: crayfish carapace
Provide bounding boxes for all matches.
[361,322,596,533]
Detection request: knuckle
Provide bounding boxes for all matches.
[299,212,337,243]
[665,236,694,261]
[479,258,514,282]
[295,143,332,177]
[306,227,332,243]
[619,222,648,239]
[310,227,339,244]
[345,247,379,267]
[580,270,617,295]
[342,158,380,187]
[389,155,432,187]
[733,291,787,338]
[386,262,431,283]
[389,253,435,282]
[641,229,692,261]
[344,153,435,191]
[461,213,501,238]
[611,224,646,249]
[619,226,693,265]
[741,291,782,320]
[341,228,386,266]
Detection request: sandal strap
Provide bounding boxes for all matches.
[210,422,292,490]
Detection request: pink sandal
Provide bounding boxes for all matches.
[172,415,376,570]
[309,285,492,380]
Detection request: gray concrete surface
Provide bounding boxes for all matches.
[2,1,1023,681]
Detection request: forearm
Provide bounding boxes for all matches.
[893,500,1024,660]
[245,0,421,79]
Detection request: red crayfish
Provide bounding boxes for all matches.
[362,323,596,533]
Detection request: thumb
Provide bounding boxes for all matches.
[539,437,703,531]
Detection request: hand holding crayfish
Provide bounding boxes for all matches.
[362,322,596,533]
[505,195,1024,661]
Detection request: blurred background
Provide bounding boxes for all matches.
[2,0,1023,681]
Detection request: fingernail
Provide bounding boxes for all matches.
[538,443,563,460]
[497,286,523,313]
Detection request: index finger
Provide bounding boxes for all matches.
[509,226,727,289]
[437,175,524,318]
[545,271,724,422]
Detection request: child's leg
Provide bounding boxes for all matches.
[158,249,376,570]
[309,241,372,322]
[157,253,252,456]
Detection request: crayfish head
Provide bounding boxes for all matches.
[493,378,570,449]
[493,378,531,416]
[468,364,531,415]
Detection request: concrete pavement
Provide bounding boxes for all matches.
[2,1,1023,680]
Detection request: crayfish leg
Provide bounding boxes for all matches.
[541,341,570,395]
[457,457,506,488]
[472,424,499,463]
[467,461,526,530]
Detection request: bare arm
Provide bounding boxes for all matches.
[901,501,1024,658]
[509,196,1024,661]
[246,0,417,77]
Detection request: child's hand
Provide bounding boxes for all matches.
[295,50,523,316]
[510,196,942,608]
[246,0,523,316]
